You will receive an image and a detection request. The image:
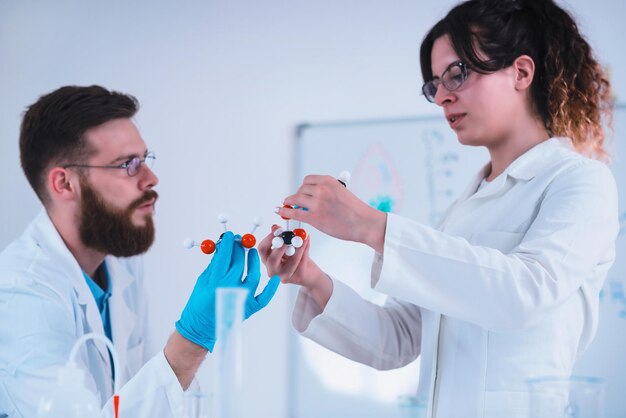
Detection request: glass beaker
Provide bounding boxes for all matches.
[182,391,211,418]
[214,287,248,418]
[528,376,605,418]
[397,394,428,418]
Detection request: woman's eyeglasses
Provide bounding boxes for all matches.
[422,61,469,103]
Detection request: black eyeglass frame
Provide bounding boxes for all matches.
[422,60,469,103]
[63,151,156,177]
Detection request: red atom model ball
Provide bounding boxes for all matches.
[200,239,216,254]
[280,204,293,220]
[241,234,256,248]
[293,228,307,240]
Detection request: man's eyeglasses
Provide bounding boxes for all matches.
[63,151,156,177]
[422,60,469,103]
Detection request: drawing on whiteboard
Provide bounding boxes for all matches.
[609,279,626,319]
[423,129,460,226]
[369,195,395,212]
[352,143,403,214]
[599,278,626,319]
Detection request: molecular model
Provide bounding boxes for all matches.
[183,213,263,254]
[271,207,307,257]
[270,170,350,257]
[337,170,351,187]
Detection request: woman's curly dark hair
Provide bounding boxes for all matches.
[420,0,613,161]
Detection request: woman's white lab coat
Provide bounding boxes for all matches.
[293,138,619,418]
[0,211,184,417]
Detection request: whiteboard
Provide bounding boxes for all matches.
[290,106,626,418]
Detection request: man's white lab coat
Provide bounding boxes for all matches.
[293,138,619,418]
[0,211,184,417]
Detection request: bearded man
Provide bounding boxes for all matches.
[0,85,279,417]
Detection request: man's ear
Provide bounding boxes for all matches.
[512,54,535,91]
[47,167,80,201]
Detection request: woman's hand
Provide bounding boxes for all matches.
[276,175,387,253]
[258,225,333,310]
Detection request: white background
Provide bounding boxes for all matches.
[1,1,625,417]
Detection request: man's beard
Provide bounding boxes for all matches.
[78,179,158,257]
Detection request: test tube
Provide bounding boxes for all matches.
[214,287,248,418]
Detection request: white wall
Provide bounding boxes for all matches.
[1,1,625,417]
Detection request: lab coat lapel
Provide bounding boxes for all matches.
[437,163,490,232]
[458,163,491,202]
[466,137,572,202]
[30,210,113,376]
[445,138,571,224]
[468,169,511,200]
[74,282,114,383]
[106,256,137,383]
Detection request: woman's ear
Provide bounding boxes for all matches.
[512,54,536,91]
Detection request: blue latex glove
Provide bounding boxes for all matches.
[176,231,280,351]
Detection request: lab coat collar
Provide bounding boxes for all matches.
[461,137,574,201]
[506,137,574,181]
[31,211,104,316]
[30,210,112,377]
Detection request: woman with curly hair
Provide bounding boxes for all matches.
[261,0,619,416]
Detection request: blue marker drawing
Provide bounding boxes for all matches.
[369,195,395,213]
[608,280,626,319]
[423,129,462,226]
[352,143,403,215]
